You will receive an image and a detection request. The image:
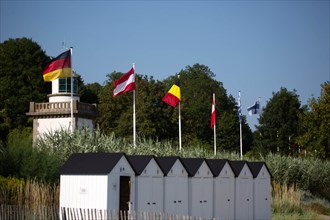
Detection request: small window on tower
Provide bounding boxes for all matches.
[59,78,78,93]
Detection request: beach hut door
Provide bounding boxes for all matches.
[119,176,131,211]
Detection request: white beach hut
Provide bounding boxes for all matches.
[206,159,235,220]
[248,161,272,220]
[229,160,254,220]
[127,155,164,213]
[59,153,136,219]
[181,158,213,219]
[155,156,189,216]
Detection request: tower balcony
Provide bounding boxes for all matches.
[27,100,98,119]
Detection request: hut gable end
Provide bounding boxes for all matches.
[229,161,252,178]
[127,155,163,176]
[181,158,212,178]
[60,153,126,175]
[248,162,272,179]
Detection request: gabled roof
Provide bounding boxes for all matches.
[180,158,205,177]
[60,152,127,175]
[205,159,231,177]
[155,156,181,175]
[126,155,157,175]
[228,160,249,177]
[248,161,272,178]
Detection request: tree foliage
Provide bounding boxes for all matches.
[297,82,330,158]
[255,88,302,154]
[97,63,252,153]
[0,38,50,143]
[98,72,171,141]
[175,64,252,151]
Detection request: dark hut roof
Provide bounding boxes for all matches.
[205,159,231,177]
[126,155,158,175]
[60,152,127,175]
[180,158,206,177]
[228,160,249,177]
[155,156,181,176]
[248,161,272,178]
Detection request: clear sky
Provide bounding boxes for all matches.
[1,0,329,130]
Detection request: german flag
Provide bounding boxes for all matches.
[43,50,72,81]
[162,83,181,107]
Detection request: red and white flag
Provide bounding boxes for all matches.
[113,65,135,97]
[210,96,216,128]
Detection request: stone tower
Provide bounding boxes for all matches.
[27,76,98,142]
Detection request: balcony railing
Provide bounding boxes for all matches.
[27,101,98,117]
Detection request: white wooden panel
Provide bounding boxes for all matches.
[136,176,150,212]
[151,177,164,213]
[214,177,235,220]
[190,177,213,219]
[164,176,188,216]
[254,174,271,220]
[60,175,108,210]
[235,178,253,220]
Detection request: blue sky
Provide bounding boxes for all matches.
[1,1,329,130]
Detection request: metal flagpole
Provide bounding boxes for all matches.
[240,122,243,160]
[133,63,136,148]
[70,47,74,133]
[239,91,243,160]
[179,101,182,152]
[178,74,182,152]
[213,93,216,156]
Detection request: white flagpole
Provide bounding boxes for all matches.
[213,93,217,156]
[240,122,243,160]
[239,91,243,160]
[179,101,182,152]
[133,63,136,148]
[178,74,182,152]
[70,47,74,133]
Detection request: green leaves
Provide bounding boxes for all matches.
[296,82,330,159]
[0,38,49,142]
[256,88,302,154]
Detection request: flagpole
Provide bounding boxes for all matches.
[240,122,243,160]
[133,63,136,148]
[70,47,74,133]
[213,93,216,156]
[239,91,243,160]
[178,74,182,152]
[179,101,182,152]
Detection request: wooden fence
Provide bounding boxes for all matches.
[0,204,58,220]
[0,205,200,220]
[61,207,197,220]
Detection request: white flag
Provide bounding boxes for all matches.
[247,101,260,116]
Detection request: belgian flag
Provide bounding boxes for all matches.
[162,82,181,107]
[43,50,72,81]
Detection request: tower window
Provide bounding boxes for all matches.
[59,78,78,93]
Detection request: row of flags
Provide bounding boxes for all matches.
[42,49,260,154]
[42,49,260,121]
[113,66,260,122]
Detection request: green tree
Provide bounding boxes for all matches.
[297,82,330,159]
[79,80,102,104]
[0,38,50,143]
[256,87,302,154]
[98,72,172,141]
[172,64,252,151]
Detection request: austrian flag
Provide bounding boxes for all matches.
[113,66,135,97]
[210,96,216,128]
